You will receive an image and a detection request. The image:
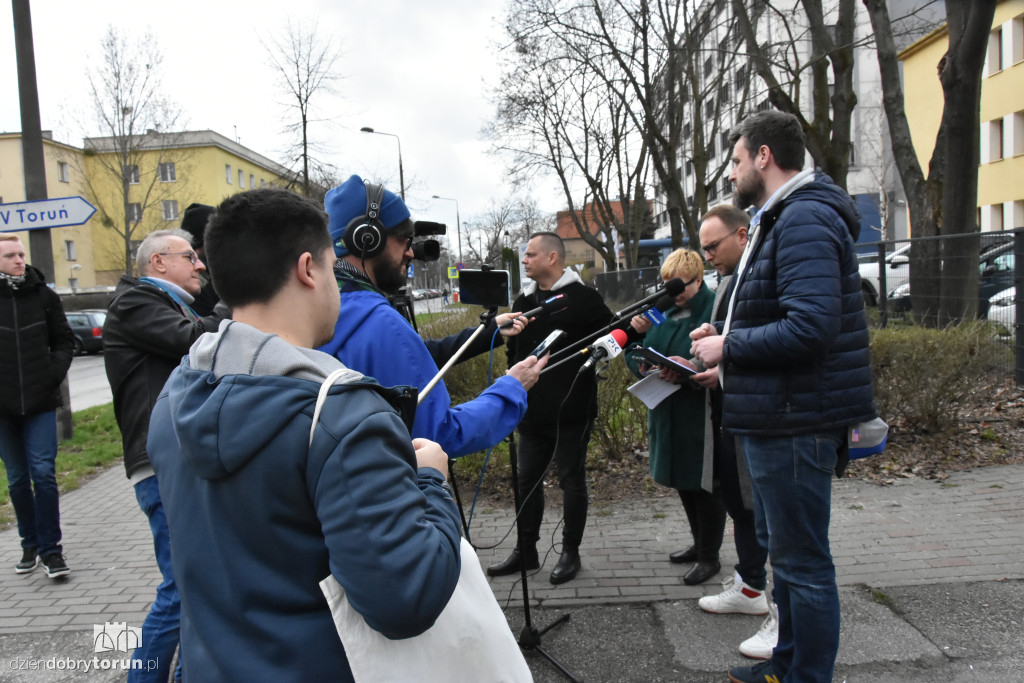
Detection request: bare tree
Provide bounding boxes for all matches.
[264,18,340,197]
[864,0,996,326]
[491,0,749,252]
[77,26,188,276]
[462,196,552,269]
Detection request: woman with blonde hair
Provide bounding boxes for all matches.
[626,248,726,585]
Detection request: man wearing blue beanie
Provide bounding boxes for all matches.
[318,175,546,458]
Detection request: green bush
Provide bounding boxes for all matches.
[870,321,1012,433]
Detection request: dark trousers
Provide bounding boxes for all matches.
[714,425,769,590]
[677,488,726,563]
[515,420,593,551]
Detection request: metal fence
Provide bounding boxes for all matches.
[597,229,1024,384]
[858,228,1022,382]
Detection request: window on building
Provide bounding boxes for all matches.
[162,200,179,221]
[226,164,233,184]
[719,38,729,66]
[720,81,731,104]
[1012,14,1024,65]
[683,121,692,138]
[707,181,718,202]
[986,27,1003,75]
[704,56,714,78]
[989,118,1005,161]
[756,98,771,112]
[722,177,732,196]
[238,169,245,188]
[128,203,142,222]
[159,162,176,183]
[125,165,140,184]
[736,64,746,83]
[250,173,255,189]
[64,240,76,261]
[57,161,70,183]
[705,97,715,118]
[1013,110,1024,157]
[260,179,266,189]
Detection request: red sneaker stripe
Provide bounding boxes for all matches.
[741,587,762,599]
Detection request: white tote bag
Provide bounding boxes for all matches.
[310,370,533,683]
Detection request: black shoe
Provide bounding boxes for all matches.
[15,547,38,574]
[668,545,697,564]
[549,550,581,585]
[683,559,721,585]
[487,548,538,577]
[41,553,70,579]
[728,659,782,683]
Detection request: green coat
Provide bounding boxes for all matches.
[626,283,715,492]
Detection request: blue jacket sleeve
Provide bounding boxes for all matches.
[335,304,527,457]
[725,210,844,369]
[312,407,462,639]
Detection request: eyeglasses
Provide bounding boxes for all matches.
[158,251,199,265]
[700,230,740,256]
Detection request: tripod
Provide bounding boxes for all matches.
[506,430,580,683]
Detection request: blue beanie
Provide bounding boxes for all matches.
[325,175,411,256]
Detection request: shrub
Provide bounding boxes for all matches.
[870,321,1012,433]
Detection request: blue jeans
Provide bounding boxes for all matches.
[131,476,182,683]
[0,412,62,556]
[741,430,844,683]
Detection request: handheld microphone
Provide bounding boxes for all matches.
[613,278,687,318]
[578,328,630,373]
[499,294,568,329]
[640,293,677,327]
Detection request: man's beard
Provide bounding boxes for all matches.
[733,172,765,211]
[370,257,408,294]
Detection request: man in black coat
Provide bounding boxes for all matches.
[487,232,612,585]
[0,234,75,578]
[103,229,224,682]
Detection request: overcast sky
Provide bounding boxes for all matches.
[0,0,560,228]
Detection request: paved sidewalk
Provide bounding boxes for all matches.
[0,462,1021,680]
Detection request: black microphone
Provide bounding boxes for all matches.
[613,278,687,318]
[614,293,677,345]
[499,294,568,329]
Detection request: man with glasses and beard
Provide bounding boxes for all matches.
[318,175,545,460]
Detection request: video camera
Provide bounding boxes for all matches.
[411,220,446,263]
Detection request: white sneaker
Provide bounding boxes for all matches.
[698,571,769,615]
[739,603,778,660]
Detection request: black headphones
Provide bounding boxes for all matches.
[341,180,388,259]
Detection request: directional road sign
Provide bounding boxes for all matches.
[0,196,97,232]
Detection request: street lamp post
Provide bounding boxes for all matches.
[359,126,405,200]
[432,195,462,266]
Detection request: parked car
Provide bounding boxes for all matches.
[65,309,107,355]
[858,244,910,306]
[987,286,1016,336]
[885,236,1015,317]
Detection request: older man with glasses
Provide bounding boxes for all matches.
[103,229,226,683]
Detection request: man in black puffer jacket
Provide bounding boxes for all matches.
[691,111,875,683]
[0,234,75,579]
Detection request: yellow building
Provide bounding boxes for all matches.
[899,0,1024,233]
[0,131,100,289]
[80,129,298,284]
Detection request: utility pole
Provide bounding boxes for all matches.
[13,0,71,439]
[12,0,55,282]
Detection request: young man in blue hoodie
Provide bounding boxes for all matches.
[148,189,462,682]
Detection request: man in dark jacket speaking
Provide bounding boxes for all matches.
[0,234,75,579]
[690,111,875,683]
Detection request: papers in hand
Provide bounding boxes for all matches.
[627,372,682,409]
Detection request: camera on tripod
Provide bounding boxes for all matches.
[411,220,446,262]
